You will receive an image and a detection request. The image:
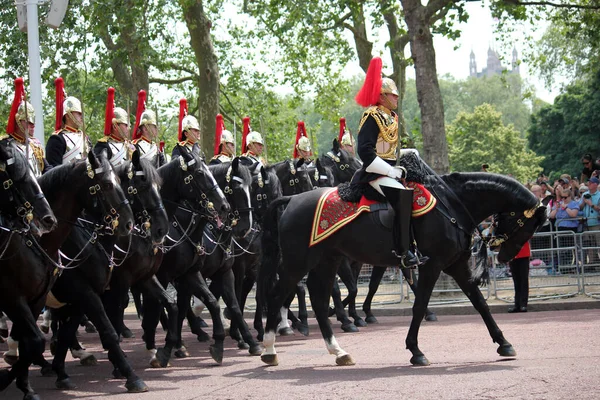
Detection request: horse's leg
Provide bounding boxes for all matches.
[278,293,295,336]
[363,266,387,324]
[305,257,355,366]
[334,260,362,330]
[330,278,358,333]
[346,260,365,326]
[294,282,309,335]
[401,268,438,322]
[51,307,83,390]
[136,276,178,368]
[227,257,247,346]
[212,269,262,355]
[184,271,226,364]
[446,262,517,359]
[78,287,148,392]
[0,300,44,400]
[172,284,193,358]
[405,267,442,366]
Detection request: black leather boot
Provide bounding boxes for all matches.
[381,185,427,268]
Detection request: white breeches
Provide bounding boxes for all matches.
[369,176,405,195]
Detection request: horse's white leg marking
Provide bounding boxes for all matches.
[278,307,290,329]
[5,336,18,357]
[262,331,277,356]
[326,336,348,357]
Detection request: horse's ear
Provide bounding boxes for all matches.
[332,138,340,153]
[178,144,191,160]
[316,158,323,172]
[0,141,9,161]
[191,143,201,155]
[88,148,101,168]
[131,146,141,169]
[232,156,239,172]
[260,165,267,181]
[296,158,304,169]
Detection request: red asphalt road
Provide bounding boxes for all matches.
[1,309,599,400]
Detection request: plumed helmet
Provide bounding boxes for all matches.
[297,136,311,152]
[246,131,263,146]
[182,115,200,132]
[341,132,353,146]
[221,130,234,144]
[140,109,156,127]
[380,77,399,96]
[113,107,129,125]
[63,96,82,115]
[16,101,35,124]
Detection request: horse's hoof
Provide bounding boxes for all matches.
[79,355,97,366]
[198,318,209,328]
[424,313,438,322]
[497,343,517,357]
[365,315,378,324]
[55,378,77,390]
[261,354,279,366]
[196,330,210,343]
[278,327,294,336]
[24,393,41,400]
[156,348,171,367]
[341,323,359,333]
[125,378,149,393]
[0,368,13,391]
[40,365,56,377]
[174,348,190,358]
[209,343,224,365]
[335,354,356,366]
[49,341,56,356]
[328,307,335,317]
[257,334,264,342]
[3,354,18,366]
[121,328,134,339]
[353,318,367,327]
[84,323,97,334]
[112,368,124,379]
[292,321,309,337]
[410,355,430,366]
[237,340,250,350]
[249,344,263,356]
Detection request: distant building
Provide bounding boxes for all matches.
[469,46,520,78]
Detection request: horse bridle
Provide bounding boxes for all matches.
[0,156,39,232]
[179,155,222,221]
[223,165,253,230]
[325,151,358,183]
[485,206,541,247]
[285,160,313,194]
[123,164,165,238]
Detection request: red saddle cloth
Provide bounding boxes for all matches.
[309,182,436,247]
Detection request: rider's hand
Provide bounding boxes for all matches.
[387,166,406,180]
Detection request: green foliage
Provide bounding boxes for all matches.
[528,71,600,180]
[448,103,543,182]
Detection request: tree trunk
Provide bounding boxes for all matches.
[179,0,220,158]
[400,0,449,173]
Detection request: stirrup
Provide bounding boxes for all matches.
[392,250,420,269]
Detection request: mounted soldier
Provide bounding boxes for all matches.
[46,77,90,167]
[132,90,166,168]
[4,77,49,177]
[172,98,201,158]
[351,56,427,268]
[293,121,313,168]
[240,116,266,169]
[94,87,132,168]
[338,117,356,156]
[209,113,235,165]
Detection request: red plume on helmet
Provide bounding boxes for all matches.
[241,116,251,154]
[132,90,146,140]
[103,87,115,136]
[214,114,225,156]
[338,117,346,143]
[6,77,25,135]
[355,57,383,107]
[55,77,65,131]
[178,98,187,142]
[293,121,308,159]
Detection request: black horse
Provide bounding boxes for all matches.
[258,171,546,366]
[0,150,133,399]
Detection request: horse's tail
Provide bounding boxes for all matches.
[470,237,490,286]
[257,196,292,309]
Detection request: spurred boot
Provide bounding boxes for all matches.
[380,185,427,268]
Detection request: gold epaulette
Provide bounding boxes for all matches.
[97,136,109,143]
[0,134,9,141]
[51,129,63,135]
[178,140,189,147]
[132,138,141,145]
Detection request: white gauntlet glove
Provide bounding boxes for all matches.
[387,166,407,180]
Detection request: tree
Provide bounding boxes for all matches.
[528,71,600,179]
[448,103,543,182]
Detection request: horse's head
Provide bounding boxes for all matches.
[320,138,362,185]
[166,144,230,226]
[274,159,313,196]
[211,158,253,238]
[252,166,282,223]
[491,203,547,263]
[81,151,134,236]
[309,159,334,188]
[0,139,56,236]
[118,149,168,245]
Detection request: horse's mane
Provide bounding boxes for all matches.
[158,154,184,183]
[437,173,538,209]
[209,161,252,186]
[264,168,282,199]
[0,140,29,181]
[269,160,292,177]
[38,161,81,201]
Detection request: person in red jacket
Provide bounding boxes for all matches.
[508,241,531,313]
